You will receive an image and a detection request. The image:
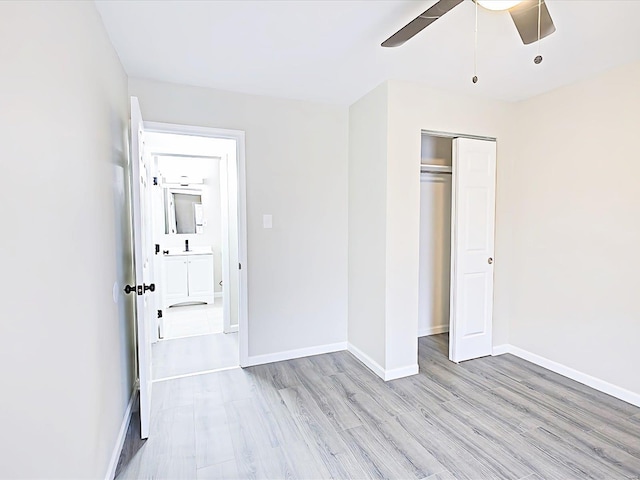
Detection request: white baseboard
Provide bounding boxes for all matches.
[492,344,510,356]
[385,364,420,381]
[492,344,640,408]
[418,325,449,337]
[347,343,419,381]
[104,388,137,480]
[348,343,385,379]
[244,341,347,367]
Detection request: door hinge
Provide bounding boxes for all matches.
[157,309,163,318]
[155,244,160,255]
[153,176,158,186]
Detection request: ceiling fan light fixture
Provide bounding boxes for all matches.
[476,0,524,11]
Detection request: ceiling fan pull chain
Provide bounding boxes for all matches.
[534,0,543,64]
[472,0,478,83]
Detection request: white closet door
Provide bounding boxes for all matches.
[450,138,496,363]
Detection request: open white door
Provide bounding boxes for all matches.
[450,137,496,363]
[130,97,155,438]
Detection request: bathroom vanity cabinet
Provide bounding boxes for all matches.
[162,252,215,308]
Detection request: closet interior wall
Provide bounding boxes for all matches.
[418,134,453,338]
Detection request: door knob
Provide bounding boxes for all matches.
[124,285,136,295]
[488,257,494,265]
[144,283,156,293]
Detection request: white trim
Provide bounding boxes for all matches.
[143,121,249,368]
[244,342,347,367]
[492,344,640,408]
[348,343,386,379]
[491,344,510,356]
[218,155,232,335]
[418,325,449,337]
[214,292,223,298]
[226,324,239,333]
[236,132,249,368]
[104,388,137,480]
[153,365,240,383]
[347,343,419,381]
[384,364,420,381]
[159,331,227,341]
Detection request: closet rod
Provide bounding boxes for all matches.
[420,165,452,174]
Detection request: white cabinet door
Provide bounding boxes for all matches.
[188,255,215,298]
[164,256,189,304]
[450,138,496,363]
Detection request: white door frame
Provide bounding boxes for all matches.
[420,130,497,363]
[218,156,233,334]
[144,121,249,367]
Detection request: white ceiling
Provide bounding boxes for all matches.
[95,0,640,105]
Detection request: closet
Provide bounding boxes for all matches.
[418,133,453,339]
[418,131,498,363]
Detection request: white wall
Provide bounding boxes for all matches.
[347,83,389,369]
[0,2,134,478]
[386,80,516,367]
[129,78,349,357]
[505,61,640,396]
[348,81,514,377]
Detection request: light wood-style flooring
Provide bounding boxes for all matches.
[117,334,640,479]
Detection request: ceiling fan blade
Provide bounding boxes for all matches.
[509,0,556,45]
[381,0,464,48]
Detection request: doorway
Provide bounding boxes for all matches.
[128,97,248,439]
[418,130,497,363]
[144,131,240,380]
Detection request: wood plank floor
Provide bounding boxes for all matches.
[116,334,640,479]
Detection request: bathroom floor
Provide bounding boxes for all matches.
[152,299,239,380]
[152,331,238,380]
[162,301,223,339]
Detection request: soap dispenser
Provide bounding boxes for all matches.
[185,239,189,252]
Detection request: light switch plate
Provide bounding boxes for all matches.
[263,214,273,229]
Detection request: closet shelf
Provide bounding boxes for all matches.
[420,164,452,174]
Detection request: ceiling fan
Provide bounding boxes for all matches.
[381,0,556,48]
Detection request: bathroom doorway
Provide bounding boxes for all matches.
[128,99,248,438]
[142,126,247,381]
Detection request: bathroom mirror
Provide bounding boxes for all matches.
[164,188,204,234]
